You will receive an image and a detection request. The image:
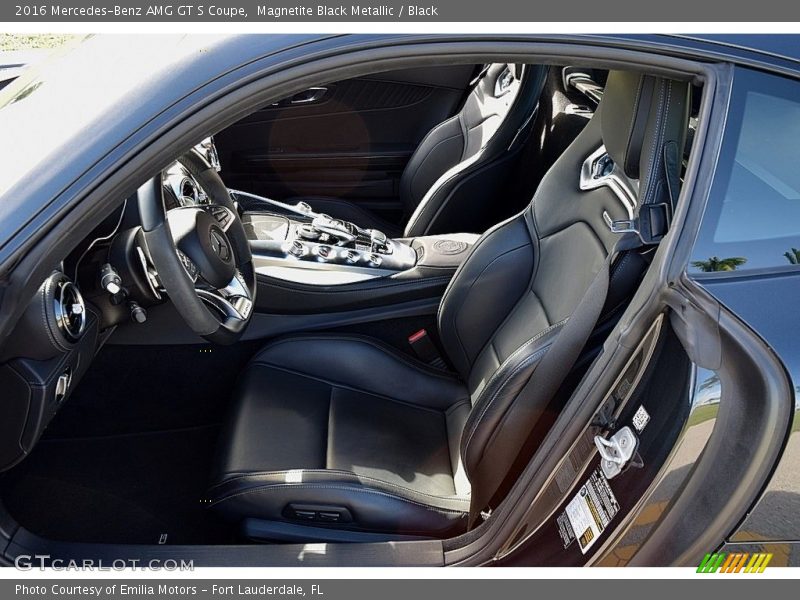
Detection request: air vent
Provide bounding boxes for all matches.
[53,280,86,341]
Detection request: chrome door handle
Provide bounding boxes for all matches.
[289,87,328,104]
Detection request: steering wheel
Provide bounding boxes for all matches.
[137,150,256,344]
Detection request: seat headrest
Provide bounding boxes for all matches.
[600,70,691,206]
[598,70,691,244]
[600,70,656,179]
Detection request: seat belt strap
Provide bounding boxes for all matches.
[468,235,638,527]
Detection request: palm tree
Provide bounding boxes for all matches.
[784,248,800,265]
[691,256,748,272]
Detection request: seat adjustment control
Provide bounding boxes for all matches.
[286,504,353,524]
[317,511,341,522]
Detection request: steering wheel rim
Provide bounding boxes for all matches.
[138,150,256,344]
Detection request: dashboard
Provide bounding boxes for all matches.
[0,144,220,472]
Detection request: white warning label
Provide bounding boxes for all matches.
[563,467,619,554]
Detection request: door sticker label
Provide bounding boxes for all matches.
[632,404,650,433]
[562,467,619,554]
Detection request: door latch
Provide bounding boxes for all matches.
[594,426,639,480]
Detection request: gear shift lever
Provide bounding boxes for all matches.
[311,214,357,244]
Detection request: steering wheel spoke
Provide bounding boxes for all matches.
[196,270,254,323]
[176,248,200,282]
[204,204,237,232]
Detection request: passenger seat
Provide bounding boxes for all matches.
[245,64,548,238]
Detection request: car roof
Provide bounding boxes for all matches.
[674,34,800,64]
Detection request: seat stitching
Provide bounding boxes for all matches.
[461,320,567,451]
[255,334,462,383]
[440,241,530,373]
[610,251,634,283]
[643,80,671,207]
[210,483,468,515]
[445,398,472,417]
[257,275,453,295]
[437,213,520,313]
[210,469,471,504]
[248,362,460,414]
[461,343,552,460]
[624,75,645,173]
[407,132,464,205]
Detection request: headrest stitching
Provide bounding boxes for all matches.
[624,75,646,174]
[642,80,673,208]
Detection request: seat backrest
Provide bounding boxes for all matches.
[400,64,548,237]
[436,70,691,506]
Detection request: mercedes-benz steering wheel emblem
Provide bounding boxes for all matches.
[209,228,230,261]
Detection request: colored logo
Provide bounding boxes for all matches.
[697,552,772,573]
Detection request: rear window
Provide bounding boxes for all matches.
[690,69,800,275]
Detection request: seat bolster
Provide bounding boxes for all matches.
[251,334,469,411]
[208,469,469,536]
[460,322,565,473]
[287,196,402,237]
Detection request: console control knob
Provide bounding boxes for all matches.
[367,253,382,267]
[288,240,305,257]
[344,249,360,264]
[316,245,333,260]
[129,301,147,324]
[369,229,388,246]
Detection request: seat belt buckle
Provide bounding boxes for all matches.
[603,202,671,245]
[637,202,671,244]
[408,329,446,369]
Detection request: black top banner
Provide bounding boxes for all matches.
[3,0,800,22]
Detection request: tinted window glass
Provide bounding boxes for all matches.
[690,69,800,275]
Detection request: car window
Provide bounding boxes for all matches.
[690,69,800,275]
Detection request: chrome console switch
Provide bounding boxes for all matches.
[236,189,418,282]
[298,224,322,241]
[288,240,305,257]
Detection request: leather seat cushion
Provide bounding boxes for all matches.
[289,196,403,238]
[209,335,471,536]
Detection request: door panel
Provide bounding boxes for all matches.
[215,64,478,221]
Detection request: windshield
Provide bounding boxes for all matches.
[0,34,228,198]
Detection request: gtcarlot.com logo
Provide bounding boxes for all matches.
[14,554,194,571]
[697,552,772,573]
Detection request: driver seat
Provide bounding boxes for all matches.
[208,71,690,541]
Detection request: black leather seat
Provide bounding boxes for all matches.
[277,64,548,238]
[209,71,690,540]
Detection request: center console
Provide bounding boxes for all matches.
[232,190,423,286]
